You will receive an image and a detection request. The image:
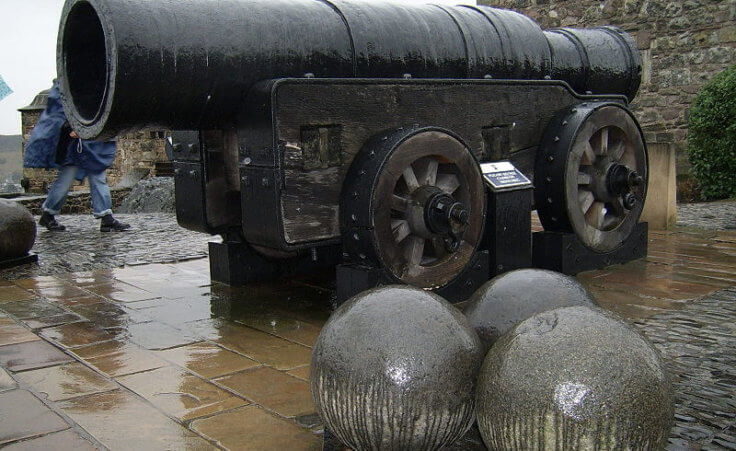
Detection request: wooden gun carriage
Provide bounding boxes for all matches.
[58,0,648,293]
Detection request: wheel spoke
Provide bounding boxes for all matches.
[577,172,592,186]
[598,127,609,155]
[436,173,460,194]
[582,142,596,165]
[391,194,408,213]
[430,237,447,258]
[404,235,425,266]
[585,201,606,229]
[402,166,420,191]
[391,219,411,243]
[609,141,626,161]
[579,190,595,214]
[418,159,439,186]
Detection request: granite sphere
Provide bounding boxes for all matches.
[0,200,36,259]
[464,268,597,350]
[477,305,674,450]
[311,285,484,450]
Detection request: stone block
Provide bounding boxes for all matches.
[641,142,677,230]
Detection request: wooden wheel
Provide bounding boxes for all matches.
[341,127,485,288]
[535,103,648,253]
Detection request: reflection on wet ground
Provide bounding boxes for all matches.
[0,225,734,449]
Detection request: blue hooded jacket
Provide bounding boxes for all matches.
[23,80,116,180]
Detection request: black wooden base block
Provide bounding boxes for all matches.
[335,250,489,305]
[482,187,533,278]
[209,241,341,286]
[532,222,648,275]
[0,253,38,270]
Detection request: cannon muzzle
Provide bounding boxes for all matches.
[58,0,642,140]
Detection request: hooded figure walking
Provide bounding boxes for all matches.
[23,80,130,232]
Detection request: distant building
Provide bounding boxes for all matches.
[18,89,171,194]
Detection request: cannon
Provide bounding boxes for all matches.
[58,0,648,293]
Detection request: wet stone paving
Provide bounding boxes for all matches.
[2,214,212,279]
[677,200,736,231]
[0,211,734,450]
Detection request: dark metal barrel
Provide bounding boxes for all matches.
[58,0,642,140]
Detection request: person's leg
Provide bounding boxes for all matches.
[87,170,112,218]
[88,170,130,232]
[42,166,77,215]
[39,166,77,230]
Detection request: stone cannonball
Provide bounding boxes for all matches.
[464,268,597,350]
[477,305,674,450]
[311,285,484,450]
[0,200,36,259]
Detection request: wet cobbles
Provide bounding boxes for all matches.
[0,221,732,449]
[633,289,736,451]
[678,200,736,230]
[0,213,211,280]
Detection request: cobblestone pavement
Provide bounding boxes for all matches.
[1,214,212,280]
[677,200,736,230]
[0,215,734,449]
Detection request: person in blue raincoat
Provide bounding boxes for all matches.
[23,80,130,232]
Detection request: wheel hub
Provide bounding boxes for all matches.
[606,163,643,197]
[404,186,468,252]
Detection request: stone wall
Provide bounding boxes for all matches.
[481,0,736,177]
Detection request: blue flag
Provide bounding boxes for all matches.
[0,75,12,101]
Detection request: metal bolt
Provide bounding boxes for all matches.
[547,155,554,162]
[262,177,270,187]
[304,72,315,78]
[554,136,560,142]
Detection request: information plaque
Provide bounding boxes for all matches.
[480,161,532,192]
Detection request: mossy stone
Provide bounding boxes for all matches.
[0,200,36,259]
[477,305,674,450]
[311,285,484,450]
[464,269,597,351]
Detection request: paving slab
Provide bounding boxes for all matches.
[215,366,315,418]
[21,313,85,330]
[0,367,16,392]
[0,298,66,319]
[187,319,312,370]
[0,318,40,346]
[0,340,73,372]
[73,340,169,378]
[39,322,114,348]
[0,287,34,303]
[58,390,214,450]
[0,389,68,444]
[190,405,321,450]
[154,342,259,379]
[117,366,248,421]
[15,362,117,401]
[119,321,200,350]
[1,429,98,451]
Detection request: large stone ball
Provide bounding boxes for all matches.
[311,285,484,450]
[464,268,597,350]
[0,200,36,259]
[477,305,674,450]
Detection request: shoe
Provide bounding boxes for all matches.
[100,214,131,232]
[39,212,66,231]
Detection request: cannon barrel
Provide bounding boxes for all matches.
[58,0,642,140]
